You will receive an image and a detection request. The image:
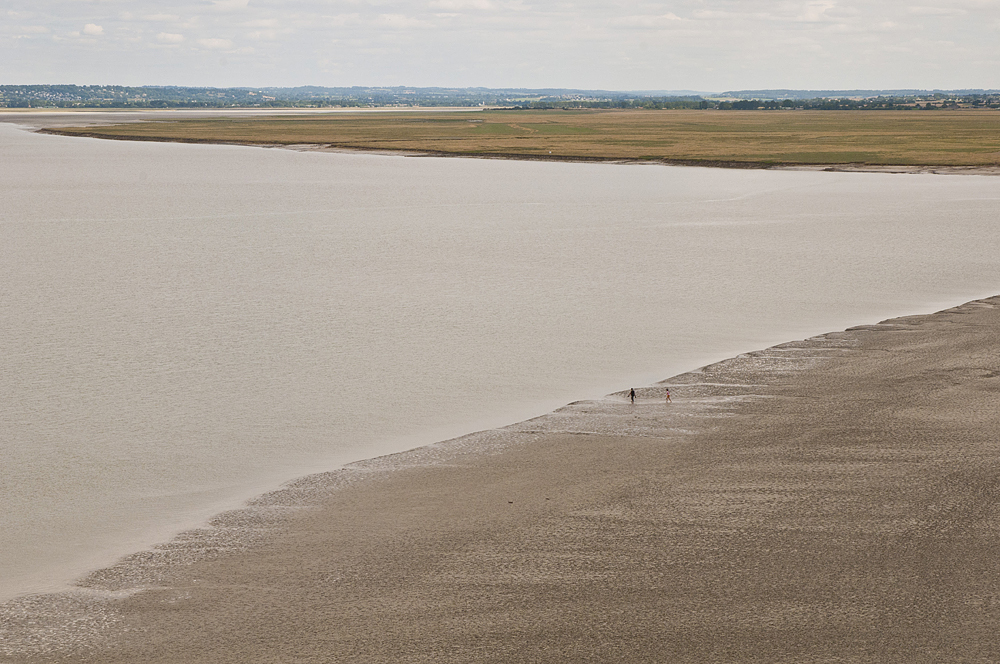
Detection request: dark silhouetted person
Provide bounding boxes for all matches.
[629,388,636,404]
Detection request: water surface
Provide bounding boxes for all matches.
[1,121,998,601]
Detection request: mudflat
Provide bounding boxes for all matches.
[4,296,1000,662]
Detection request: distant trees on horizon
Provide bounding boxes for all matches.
[2,84,998,111]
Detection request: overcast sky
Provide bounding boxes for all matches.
[4,0,1000,91]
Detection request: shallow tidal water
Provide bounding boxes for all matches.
[1,120,999,602]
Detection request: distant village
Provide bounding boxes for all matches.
[2,84,999,110]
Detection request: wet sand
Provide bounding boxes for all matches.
[294,144,1000,175]
[3,296,1000,662]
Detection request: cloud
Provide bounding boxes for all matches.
[907,5,968,15]
[82,23,103,35]
[321,14,361,28]
[796,1,838,22]
[375,13,433,28]
[20,26,50,34]
[428,0,495,10]
[198,37,234,49]
[212,0,250,10]
[691,2,844,25]
[242,19,279,27]
[691,9,737,20]
[146,14,181,22]
[611,13,685,29]
[157,32,185,43]
[778,35,826,53]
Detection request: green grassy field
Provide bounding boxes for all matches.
[46,109,1000,166]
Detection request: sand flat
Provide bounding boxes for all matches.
[3,297,1000,662]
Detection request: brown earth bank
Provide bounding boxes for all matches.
[3,296,1000,663]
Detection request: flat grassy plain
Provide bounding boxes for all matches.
[46,109,1000,166]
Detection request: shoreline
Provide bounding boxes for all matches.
[4,295,1000,661]
[34,127,1000,176]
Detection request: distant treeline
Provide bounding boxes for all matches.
[509,94,1000,110]
[517,97,709,110]
[3,84,1000,110]
[721,88,1000,100]
[0,84,478,108]
[1,85,695,109]
[715,95,1000,110]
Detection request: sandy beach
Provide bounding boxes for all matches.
[3,295,999,662]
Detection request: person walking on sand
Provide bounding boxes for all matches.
[665,388,672,403]
[629,388,636,404]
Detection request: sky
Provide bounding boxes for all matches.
[3,0,1000,91]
